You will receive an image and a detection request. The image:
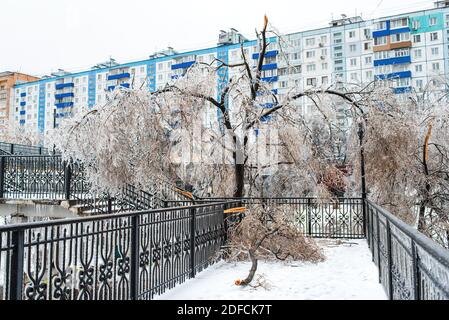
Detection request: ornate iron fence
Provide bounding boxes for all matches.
[0,142,50,156]
[366,200,449,300]
[0,155,178,213]
[193,198,365,239]
[0,201,240,300]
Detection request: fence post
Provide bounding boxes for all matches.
[10,144,14,155]
[9,229,25,300]
[223,202,229,243]
[386,220,394,300]
[64,162,72,200]
[376,210,381,283]
[307,198,312,236]
[190,207,196,279]
[107,197,113,214]
[411,240,421,300]
[39,147,43,155]
[130,213,140,300]
[0,156,5,199]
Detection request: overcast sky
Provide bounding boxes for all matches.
[1,0,432,76]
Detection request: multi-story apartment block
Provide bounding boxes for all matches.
[0,72,39,138]
[8,1,449,140]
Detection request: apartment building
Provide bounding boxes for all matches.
[8,1,449,138]
[0,72,39,138]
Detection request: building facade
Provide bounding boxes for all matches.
[8,1,449,139]
[0,72,39,138]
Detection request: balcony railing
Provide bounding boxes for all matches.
[107,73,130,81]
[55,83,74,90]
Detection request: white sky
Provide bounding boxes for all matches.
[1,0,432,76]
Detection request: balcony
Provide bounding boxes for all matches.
[256,89,278,96]
[171,61,195,70]
[107,73,130,81]
[55,83,74,90]
[20,102,26,107]
[261,76,278,83]
[374,56,411,67]
[54,93,74,100]
[393,86,412,94]
[259,103,275,109]
[261,63,278,71]
[375,71,412,80]
[252,50,279,59]
[19,110,26,115]
[55,102,74,108]
[20,93,26,97]
[107,83,130,91]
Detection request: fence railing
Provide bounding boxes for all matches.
[366,200,449,300]
[192,197,366,239]
[0,142,50,156]
[0,155,181,214]
[0,201,241,300]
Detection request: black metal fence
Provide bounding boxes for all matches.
[366,200,449,300]
[0,155,176,214]
[0,142,50,156]
[192,197,366,239]
[0,201,240,300]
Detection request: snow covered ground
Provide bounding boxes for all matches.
[156,239,387,300]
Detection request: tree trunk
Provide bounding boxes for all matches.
[234,163,245,198]
[242,249,258,285]
[418,203,427,233]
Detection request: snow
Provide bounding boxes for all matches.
[156,239,387,300]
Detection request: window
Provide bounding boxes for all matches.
[140,66,145,73]
[349,44,357,52]
[364,42,371,51]
[432,62,440,71]
[415,65,423,72]
[391,33,410,43]
[414,49,422,58]
[391,18,408,29]
[431,47,439,56]
[158,63,164,71]
[322,76,329,85]
[430,32,438,41]
[395,48,410,57]
[279,81,287,88]
[429,17,437,26]
[412,20,420,29]
[366,71,373,79]
[375,50,390,60]
[306,64,316,72]
[350,58,357,66]
[306,78,317,86]
[306,50,315,58]
[376,21,387,30]
[374,36,387,46]
[278,68,288,76]
[322,63,328,70]
[349,31,356,38]
[320,35,327,44]
[365,56,372,64]
[97,74,102,80]
[292,52,300,60]
[350,73,358,81]
[416,80,424,89]
[413,34,421,43]
[321,49,328,56]
[306,38,315,46]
